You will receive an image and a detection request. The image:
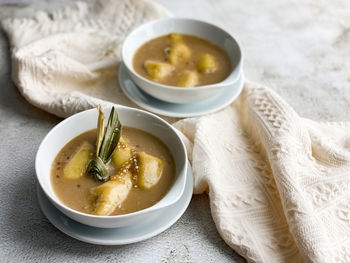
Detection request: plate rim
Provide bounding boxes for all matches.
[37,164,193,245]
[119,63,244,118]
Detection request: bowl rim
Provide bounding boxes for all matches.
[35,105,188,220]
[122,17,243,91]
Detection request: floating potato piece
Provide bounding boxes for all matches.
[91,172,132,216]
[176,70,199,87]
[144,60,174,80]
[137,152,164,189]
[112,137,132,169]
[169,33,182,42]
[197,53,217,73]
[63,142,94,180]
[168,42,191,65]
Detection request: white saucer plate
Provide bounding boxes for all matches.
[119,63,244,118]
[37,164,193,245]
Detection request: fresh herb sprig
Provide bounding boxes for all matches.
[87,106,122,182]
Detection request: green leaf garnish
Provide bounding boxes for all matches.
[86,106,122,182]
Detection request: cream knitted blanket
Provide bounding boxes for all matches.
[2,1,350,262]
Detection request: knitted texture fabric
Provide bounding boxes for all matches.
[2,1,350,262]
[174,84,350,262]
[1,0,170,117]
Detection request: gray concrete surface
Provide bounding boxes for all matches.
[1,0,349,262]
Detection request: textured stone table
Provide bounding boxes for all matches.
[0,0,349,262]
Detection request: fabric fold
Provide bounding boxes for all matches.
[1,0,171,117]
[174,82,350,262]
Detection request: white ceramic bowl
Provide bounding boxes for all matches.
[122,17,243,104]
[35,106,187,228]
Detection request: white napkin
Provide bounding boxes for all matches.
[2,1,350,262]
[174,84,350,262]
[1,0,170,117]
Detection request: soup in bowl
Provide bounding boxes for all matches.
[122,18,243,103]
[36,106,187,228]
[133,33,232,87]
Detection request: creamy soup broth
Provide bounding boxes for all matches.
[51,127,175,215]
[133,33,231,87]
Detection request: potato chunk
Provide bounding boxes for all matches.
[169,33,182,42]
[197,53,217,73]
[112,137,132,169]
[144,60,173,81]
[63,142,94,180]
[168,42,191,66]
[176,70,199,87]
[137,152,164,189]
[91,172,132,216]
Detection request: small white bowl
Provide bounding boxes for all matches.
[122,17,243,104]
[35,106,187,228]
